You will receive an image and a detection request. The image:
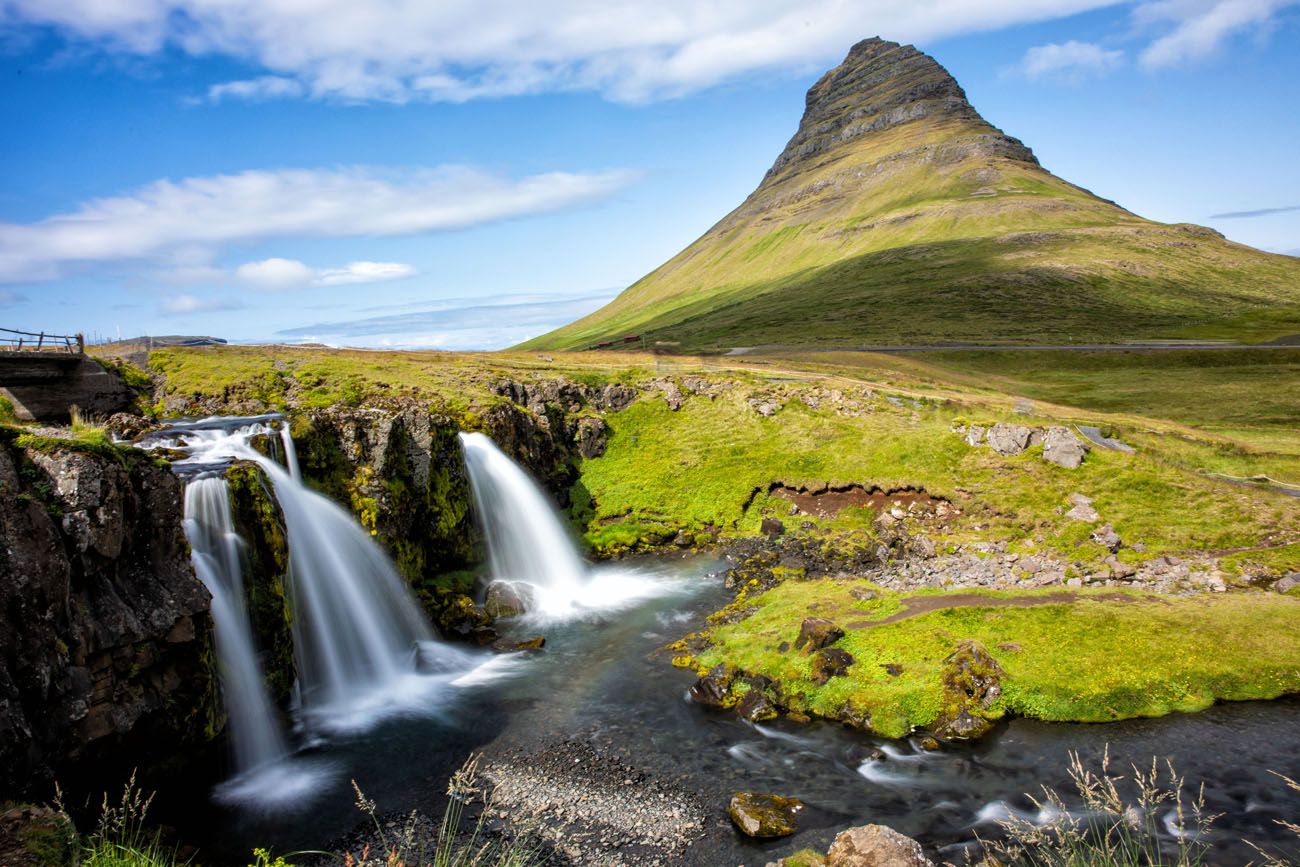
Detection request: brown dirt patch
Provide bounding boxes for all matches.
[770,483,949,519]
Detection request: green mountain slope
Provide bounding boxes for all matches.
[522,38,1300,352]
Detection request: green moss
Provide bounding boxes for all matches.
[224,462,296,703]
[693,580,1300,738]
[15,428,129,464]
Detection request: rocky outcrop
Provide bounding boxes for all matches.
[961,422,1089,468]
[0,437,215,796]
[930,639,1004,740]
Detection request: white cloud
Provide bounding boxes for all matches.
[1136,0,1298,68]
[235,257,317,290]
[0,165,632,283]
[1020,40,1124,78]
[316,261,415,286]
[158,293,243,315]
[208,75,305,102]
[2,0,1131,104]
[235,257,416,290]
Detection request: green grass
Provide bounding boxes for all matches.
[579,385,1300,565]
[692,580,1300,738]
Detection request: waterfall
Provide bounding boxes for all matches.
[459,431,678,619]
[252,456,436,722]
[184,478,289,775]
[459,432,587,612]
[279,421,302,483]
[150,417,443,726]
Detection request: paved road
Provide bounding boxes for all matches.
[730,340,1300,355]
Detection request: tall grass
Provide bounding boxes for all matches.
[78,773,184,867]
[984,749,1216,867]
[342,755,539,867]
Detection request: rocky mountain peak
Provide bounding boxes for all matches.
[764,36,1037,181]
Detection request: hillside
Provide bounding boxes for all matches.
[522,37,1300,352]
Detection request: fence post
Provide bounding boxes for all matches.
[76,333,85,354]
[36,331,45,350]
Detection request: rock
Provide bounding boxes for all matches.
[104,412,156,439]
[655,380,685,411]
[596,383,638,412]
[794,617,845,653]
[1103,555,1137,580]
[850,586,879,602]
[930,639,1004,740]
[916,735,942,751]
[965,425,986,447]
[737,689,780,722]
[986,423,1033,456]
[728,792,804,838]
[811,648,855,685]
[1091,525,1122,552]
[0,805,76,867]
[438,594,498,645]
[1276,573,1300,594]
[0,442,213,795]
[484,581,534,618]
[1065,493,1100,522]
[491,635,546,653]
[688,663,736,707]
[575,416,609,459]
[761,516,786,538]
[826,823,934,867]
[1042,426,1089,469]
[881,663,903,677]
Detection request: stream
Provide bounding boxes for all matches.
[169,556,1298,865]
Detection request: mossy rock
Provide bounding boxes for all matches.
[727,792,804,838]
[0,805,76,867]
[930,638,1005,740]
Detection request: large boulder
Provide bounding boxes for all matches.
[1042,426,1089,469]
[484,580,534,618]
[930,639,1004,740]
[794,617,845,653]
[826,824,933,866]
[986,424,1033,456]
[728,792,804,838]
[1275,573,1299,594]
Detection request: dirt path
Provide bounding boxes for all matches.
[845,590,1152,630]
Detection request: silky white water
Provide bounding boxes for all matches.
[459,431,683,619]
[145,416,527,806]
[184,478,289,775]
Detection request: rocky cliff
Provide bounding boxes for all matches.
[0,435,215,796]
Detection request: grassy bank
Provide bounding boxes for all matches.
[686,580,1300,738]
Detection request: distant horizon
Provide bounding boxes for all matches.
[3,1,1298,350]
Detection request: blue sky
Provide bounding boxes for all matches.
[1,1,1297,349]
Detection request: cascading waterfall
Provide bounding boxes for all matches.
[459,431,678,618]
[460,432,587,601]
[184,478,289,776]
[252,455,437,724]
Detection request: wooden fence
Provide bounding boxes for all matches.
[0,328,84,353]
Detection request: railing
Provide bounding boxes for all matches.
[0,328,84,354]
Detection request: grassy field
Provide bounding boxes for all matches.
[139,344,1300,573]
[689,580,1300,737]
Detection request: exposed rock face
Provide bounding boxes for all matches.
[761,37,1036,188]
[1043,426,1089,469]
[0,440,215,796]
[825,823,934,866]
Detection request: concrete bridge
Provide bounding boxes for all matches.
[0,329,134,422]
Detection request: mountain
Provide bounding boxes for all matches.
[522,38,1300,352]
